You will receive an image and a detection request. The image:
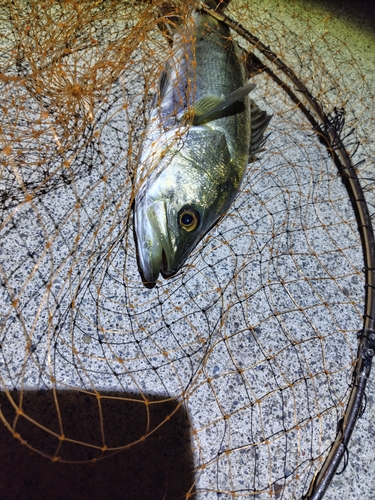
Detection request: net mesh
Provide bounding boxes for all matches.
[0,0,374,498]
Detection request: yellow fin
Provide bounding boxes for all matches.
[181,82,256,126]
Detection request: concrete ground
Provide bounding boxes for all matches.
[0,1,374,499]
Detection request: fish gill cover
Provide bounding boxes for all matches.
[0,0,374,499]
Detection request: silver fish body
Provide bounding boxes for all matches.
[134,12,270,283]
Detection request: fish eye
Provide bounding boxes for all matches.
[178,208,200,232]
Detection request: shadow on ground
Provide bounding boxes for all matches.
[0,390,194,500]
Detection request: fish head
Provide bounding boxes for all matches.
[134,160,220,284]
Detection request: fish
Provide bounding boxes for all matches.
[134,8,271,284]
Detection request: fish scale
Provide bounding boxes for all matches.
[194,15,249,162]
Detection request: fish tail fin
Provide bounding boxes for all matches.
[249,100,272,161]
[156,3,184,45]
[157,0,231,42]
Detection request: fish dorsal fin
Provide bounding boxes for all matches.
[180,82,256,126]
[157,61,172,101]
[249,99,272,161]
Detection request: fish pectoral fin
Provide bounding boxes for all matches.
[248,99,272,161]
[183,95,223,124]
[181,82,256,126]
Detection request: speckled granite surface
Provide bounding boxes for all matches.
[0,1,374,499]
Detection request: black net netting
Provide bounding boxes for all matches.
[0,1,374,499]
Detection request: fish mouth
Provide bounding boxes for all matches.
[134,200,176,283]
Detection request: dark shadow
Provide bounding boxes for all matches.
[314,0,375,32]
[0,391,195,500]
